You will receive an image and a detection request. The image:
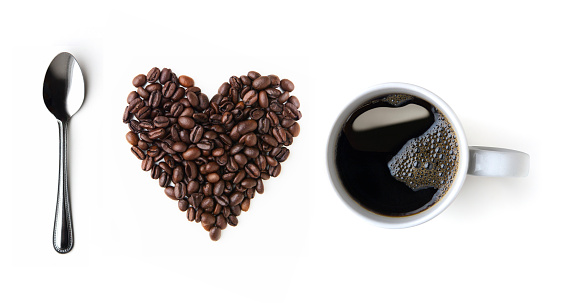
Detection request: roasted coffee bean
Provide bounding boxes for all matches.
[246,187,256,199]
[201,212,216,226]
[233,170,246,184]
[280,79,295,92]
[186,207,196,221]
[245,163,261,178]
[257,118,270,134]
[198,93,210,110]
[137,86,150,100]
[148,163,160,178]
[229,76,242,89]
[158,171,170,187]
[214,195,229,207]
[209,226,221,241]
[162,81,177,98]
[252,76,271,90]
[243,147,259,159]
[269,101,283,113]
[234,153,248,167]
[193,112,209,123]
[216,215,227,229]
[206,173,220,183]
[236,120,257,134]
[230,205,242,216]
[197,140,214,151]
[261,134,278,147]
[218,82,231,96]
[152,116,169,128]
[133,74,147,87]
[186,180,199,194]
[123,106,131,123]
[247,71,261,80]
[139,121,154,130]
[131,146,145,160]
[241,178,257,188]
[229,192,244,207]
[136,106,151,119]
[165,186,177,200]
[159,68,172,84]
[138,141,149,151]
[179,75,194,87]
[241,198,251,212]
[141,155,153,171]
[170,102,184,117]
[265,87,281,99]
[172,165,184,183]
[178,116,195,129]
[147,67,160,82]
[172,87,185,101]
[278,91,290,103]
[148,128,166,140]
[174,182,187,199]
[126,131,139,146]
[275,147,290,162]
[158,164,172,178]
[146,145,159,158]
[256,179,264,194]
[146,83,162,93]
[243,90,258,106]
[189,125,204,143]
[228,215,238,226]
[269,162,281,177]
[178,199,189,212]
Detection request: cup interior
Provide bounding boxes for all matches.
[327,83,469,228]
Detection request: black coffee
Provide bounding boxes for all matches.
[335,94,459,217]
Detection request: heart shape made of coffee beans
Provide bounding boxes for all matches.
[123,68,301,241]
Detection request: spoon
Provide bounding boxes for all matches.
[43,52,85,254]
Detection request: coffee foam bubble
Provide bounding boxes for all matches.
[387,108,459,202]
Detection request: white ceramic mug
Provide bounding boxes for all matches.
[327,83,530,228]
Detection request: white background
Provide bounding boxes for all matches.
[2,0,570,302]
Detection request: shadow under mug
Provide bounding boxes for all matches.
[326,83,530,228]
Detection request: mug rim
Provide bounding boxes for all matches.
[326,82,469,228]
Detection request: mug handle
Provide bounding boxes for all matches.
[468,146,530,177]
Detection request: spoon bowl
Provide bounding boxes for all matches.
[43,52,85,253]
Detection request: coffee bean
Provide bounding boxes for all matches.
[245,163,261,178]
[201,212,216,226]
[243,90,258,105]
[209,227,221,241]
[147,67,160,82]
[172,165,184,183]
[126,131,139,146]
[248,71,261,80]
[159,172,171,187]
[178,116,195,129]
[142,155,153,171]
[241,178,257,188]
[228,215,238,226]
[189,125,204,143]
[148,128,166,140]
[151,165,161,179]
[269,162,281,177]
[186,207,196,221]
[218,82,231,96]
[131,146,145,160]
[164,186,177,200]
[214,195,229,206]
[261,134,278,147]
[136,106,151,119]
[179,75,194,87]
[178,199,189,211]
[153,116,169,128]
[174,182,187,199]
[229,191,244,207]
[265,87,281,99]
[216,215,227,229]
[278,91,290,103]
[206,173,220,183]
[252,76,271,90]
[159,68,172,84]
[280,79,295,92]
[133,74,147,87]
[236,120,258,134]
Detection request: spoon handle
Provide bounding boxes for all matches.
[53,120,74,253]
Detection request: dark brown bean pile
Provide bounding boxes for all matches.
[123,68,301,241]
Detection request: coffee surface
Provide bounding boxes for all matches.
[335,94,459,216]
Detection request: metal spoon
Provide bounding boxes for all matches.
[43,52,85,254]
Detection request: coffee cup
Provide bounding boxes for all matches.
[327,83,530,228]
